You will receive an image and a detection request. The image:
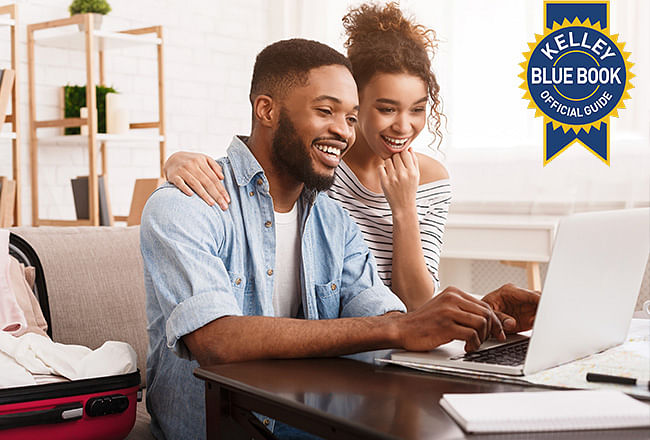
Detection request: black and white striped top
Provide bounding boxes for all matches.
[327,160,451,290]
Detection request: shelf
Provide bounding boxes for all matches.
[38,133,165,144]
[34,29,161,51]
[29,17,165,227]
[0,4,19,226]
[0,17,14,27]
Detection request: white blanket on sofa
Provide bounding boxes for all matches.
[0,331,137,388]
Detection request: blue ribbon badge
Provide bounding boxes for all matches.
[520,1,633,165]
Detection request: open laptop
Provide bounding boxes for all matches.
[392,208,650,376]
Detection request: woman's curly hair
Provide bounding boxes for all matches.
[343,2,444,146]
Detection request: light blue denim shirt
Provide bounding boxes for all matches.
[141,136,406,440]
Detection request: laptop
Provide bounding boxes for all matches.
[391,208,650,376]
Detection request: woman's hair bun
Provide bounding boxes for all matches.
[343,2,437,57]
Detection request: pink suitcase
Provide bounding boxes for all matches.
[1,233,141,439]
[0,371,140,440]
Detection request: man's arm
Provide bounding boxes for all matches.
[141,185,244,360]
[184,314,398,365]
[184,286,505,365]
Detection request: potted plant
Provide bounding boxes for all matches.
[69,0,111,30]
[63,85,117,135]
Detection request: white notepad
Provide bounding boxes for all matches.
[440,390,650,433]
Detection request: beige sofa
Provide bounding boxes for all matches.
[10,226,153,440]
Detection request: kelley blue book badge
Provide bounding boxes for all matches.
[520,1,634,165]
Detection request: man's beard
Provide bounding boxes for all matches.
[270,110,337,192]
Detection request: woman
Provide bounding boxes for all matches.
[164,3,450,311]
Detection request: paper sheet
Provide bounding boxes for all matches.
[525,319,650,398]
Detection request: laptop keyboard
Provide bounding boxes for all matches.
[452,339,530,366]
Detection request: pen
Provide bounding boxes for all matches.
[586,372,650,390]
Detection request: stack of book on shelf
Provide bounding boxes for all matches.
[71,175,113,226]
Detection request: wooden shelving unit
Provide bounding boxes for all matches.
[0,4,22,226]
[27,14,165,226]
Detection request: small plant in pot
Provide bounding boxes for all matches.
[69,0,111,30]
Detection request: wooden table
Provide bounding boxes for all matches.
[442,214,560,291]
[194,358,649,439]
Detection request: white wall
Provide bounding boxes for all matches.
[0,0,272,221]
[2,0,647,221]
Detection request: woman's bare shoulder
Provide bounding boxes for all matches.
[416,152,449,184]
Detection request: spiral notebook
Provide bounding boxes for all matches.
[440,390,650,433]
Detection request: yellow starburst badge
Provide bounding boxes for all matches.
[519,1,633,165]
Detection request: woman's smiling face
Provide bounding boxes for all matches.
[356,73,428,159]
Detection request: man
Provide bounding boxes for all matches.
[141,39,538,439]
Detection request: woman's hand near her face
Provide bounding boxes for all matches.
[378,148,420,214]
[379,149,435,311]
[164,151,230,210]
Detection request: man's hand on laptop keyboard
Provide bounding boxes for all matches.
[481,284,540,334]
[395,287,506,353]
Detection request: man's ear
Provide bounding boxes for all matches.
[253,95,275,128]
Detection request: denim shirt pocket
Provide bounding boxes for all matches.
[314,279,341,320]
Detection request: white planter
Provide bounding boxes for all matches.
[77,13,104,31]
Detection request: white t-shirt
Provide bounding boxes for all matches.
[272,203,301,318]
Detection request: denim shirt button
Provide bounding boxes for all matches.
[331,283,337,290]
[249,191,254,196]
[235,278,242,285]
[263,418,270,426]
[265,221,272,228]
[257,178,263,186]
[267,269,273,276]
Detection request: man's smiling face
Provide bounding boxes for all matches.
[270,64,359,191]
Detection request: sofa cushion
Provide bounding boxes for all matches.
[10,226,148,384]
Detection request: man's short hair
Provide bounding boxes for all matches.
[249,38,353,104]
